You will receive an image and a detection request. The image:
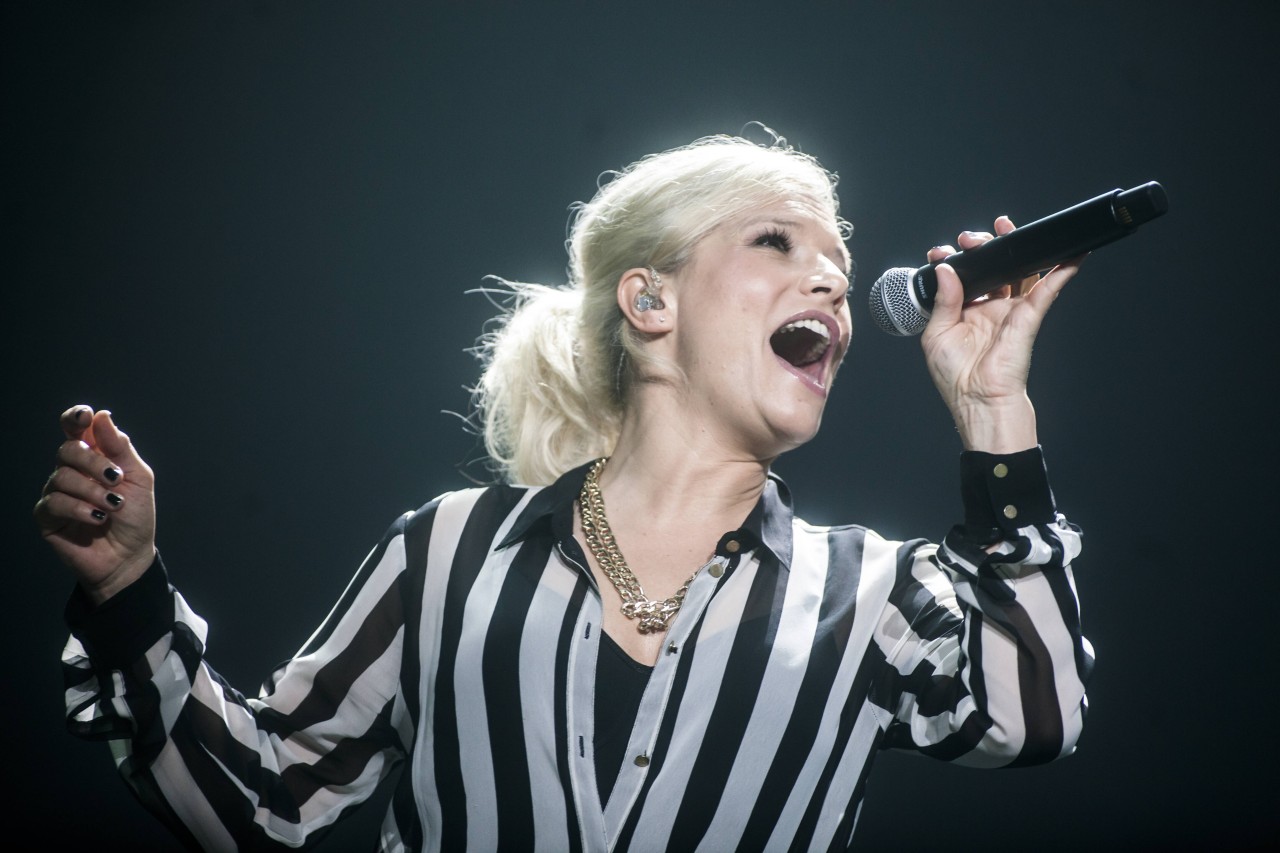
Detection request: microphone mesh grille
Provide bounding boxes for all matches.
[869,268,928,336]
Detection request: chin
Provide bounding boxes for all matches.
[759,404,826,457]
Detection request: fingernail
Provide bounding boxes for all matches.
[91,509,107,521]
[106,493,123,508]
[104,467,121,482]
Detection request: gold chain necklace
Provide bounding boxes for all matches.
[579,457,699,634]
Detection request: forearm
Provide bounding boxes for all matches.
[63,529,413,847]
[935,521,1090,765]
[879,447,1093,765]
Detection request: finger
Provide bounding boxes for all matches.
[1024,254,1085,315]
[61,405,95,442]
[56,440,125,487]
[957,230,994,250]
[993,215,1016,237]
[1003,255,1085,346]
[43,466,125,513]
[926,244,957,264]
[1011,270,1040,298]
[34,490,110,533]
[90,410,152,481]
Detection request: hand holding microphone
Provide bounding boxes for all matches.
[869,182,1168,336]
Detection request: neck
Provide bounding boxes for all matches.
[597,385,772,531]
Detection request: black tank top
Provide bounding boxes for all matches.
[594,632,653,804]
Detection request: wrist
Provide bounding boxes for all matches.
[951,395,1038,453]
[83,547,158,606]
[66,552,174,668]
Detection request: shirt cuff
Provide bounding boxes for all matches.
[64,553,176,669]
[959,445,1057,540]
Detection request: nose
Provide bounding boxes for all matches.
[802,254,850,305]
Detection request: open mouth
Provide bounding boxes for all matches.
[770,316,834,390]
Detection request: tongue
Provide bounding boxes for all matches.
[771,327,826,367]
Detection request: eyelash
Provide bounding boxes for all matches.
[750,227,853,279]
[752,227,793,253]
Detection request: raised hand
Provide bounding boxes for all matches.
[34,406,157,604]
[920,217,1083,453]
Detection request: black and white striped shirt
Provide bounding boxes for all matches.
[65,447,1092,851]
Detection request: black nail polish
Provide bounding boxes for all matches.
[104,467,120,483]
[91,509,107,521]
[106,493,123,508]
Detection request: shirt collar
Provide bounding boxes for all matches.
[495,460,796,571]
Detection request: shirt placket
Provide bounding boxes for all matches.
[596,554,731,850]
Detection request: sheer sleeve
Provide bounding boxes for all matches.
[63,508,424,849]
[871,448,1094,767]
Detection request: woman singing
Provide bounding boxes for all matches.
[36,134,1092,851]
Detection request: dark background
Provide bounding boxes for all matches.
[5,1,1277,849]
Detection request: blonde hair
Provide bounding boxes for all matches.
[473,131,848,485]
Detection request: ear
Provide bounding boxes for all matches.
[617,267,674,335]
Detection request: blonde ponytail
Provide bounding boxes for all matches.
[472,281,620,485]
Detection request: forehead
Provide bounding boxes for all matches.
[732,193,839,229]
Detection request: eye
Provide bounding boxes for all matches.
[752,227,793,253]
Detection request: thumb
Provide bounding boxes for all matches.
[924,263,965,336]
[91,410,150,479]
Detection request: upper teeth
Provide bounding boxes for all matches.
[779,319,830,339]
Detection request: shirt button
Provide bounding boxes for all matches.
[993,463,1009,478]
[708,563,724,578]
[667,643,679,655]
[1003,504,1018,519]
[634,754,650,767]
[724,539,740,553]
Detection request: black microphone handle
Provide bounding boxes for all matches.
[909,181,1168,306]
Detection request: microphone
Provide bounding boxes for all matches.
[868,181,1168,336]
